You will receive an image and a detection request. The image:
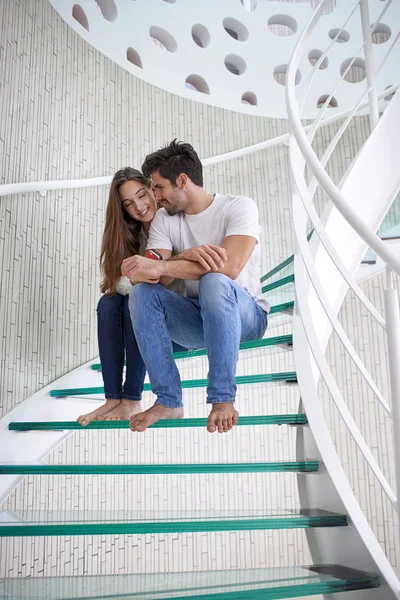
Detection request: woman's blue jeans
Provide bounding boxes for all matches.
[97,294,145,401]
[97,294,187,401]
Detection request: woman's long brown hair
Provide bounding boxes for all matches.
[100,167,152,295]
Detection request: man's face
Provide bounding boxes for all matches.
[151,171,187,216]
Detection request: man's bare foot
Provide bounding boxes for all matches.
[77,399,120,426]
[130,404,184,432]
[207,403,239,433]
[104,399,143,420]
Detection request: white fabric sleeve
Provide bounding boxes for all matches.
[146,209,173,251]
[115,276,132,296]
[225,196,260,242]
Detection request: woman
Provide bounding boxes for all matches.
[78,168,171,425]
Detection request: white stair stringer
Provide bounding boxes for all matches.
[291,83,400,597]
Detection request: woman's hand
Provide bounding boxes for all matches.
[121,255,161,284]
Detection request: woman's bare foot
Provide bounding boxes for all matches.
[77,399,120,426]
[130,404,184,432]
[207,403,239,433]
[103,399,143,420]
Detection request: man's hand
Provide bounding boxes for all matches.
[121,255,162,284]
[172,245,227,271]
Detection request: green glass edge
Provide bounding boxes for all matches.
[260,230,314,284]
[269,301,294,315]
[91,335,293,370]
[50,372,297,398]
[0,576,380,599]
[0,515,346,538]
[262,274,294,294]
[260,255,294,284]
[0,461,319,475]
[9,413,307,431]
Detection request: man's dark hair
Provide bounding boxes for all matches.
[142,139,203,187]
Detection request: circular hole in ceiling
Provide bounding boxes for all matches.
[268,14,297,36]
[162,0,176,3]
[95,0,118,21]
[185,75,210,94]
[310,0,337,15]
[240,0,257,11]
[191,24,210,48]
[329,28,350,43]
[317,95,338,108]
[371,23,391,44]
[225,54,247,75]
[273,64,301,86]
[72,4,89,31]
[308,49,329,70]
[127,47,143,69]
[223,17,249,41]
[241,91,257,106]
[149,26,177,52]
[340,57,366,83]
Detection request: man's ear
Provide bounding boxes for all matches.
[177,173,188,188]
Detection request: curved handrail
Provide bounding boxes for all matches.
[286,1,400,276]
[287,0,400,595]
[0,81,398,199]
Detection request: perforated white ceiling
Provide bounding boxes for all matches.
[49,0,400,119]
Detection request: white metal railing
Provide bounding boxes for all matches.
[0,83,398,199]
[287,0,400,596]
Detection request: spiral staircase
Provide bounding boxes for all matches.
[1,0,400,598]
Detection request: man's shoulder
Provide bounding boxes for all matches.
[216,193,257,214]
[217,192,255,205]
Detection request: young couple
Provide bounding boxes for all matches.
[78,140,269,433]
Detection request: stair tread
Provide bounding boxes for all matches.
[50,372,298,398]
[0,508,346,537]
[91,334,293,371]
[9,413,307,431]
[0,565,379,598]
[0,460,319,475]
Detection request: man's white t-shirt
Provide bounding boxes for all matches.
[146,193,270,313]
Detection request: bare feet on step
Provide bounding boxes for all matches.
[77,399,120,426]
[207,403,239,433]
[103,399,142,420]
[130,404,184,432]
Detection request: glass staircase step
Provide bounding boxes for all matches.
[0,460,319,476]
[9,413,307,431]
[261,274,294,294]
[0,564,379,599]
[261,255,294,284]
[0,508,346,537]
[50,372,298,398]
[91,334,293,370]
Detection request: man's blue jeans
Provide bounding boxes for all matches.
[129,273,268,408]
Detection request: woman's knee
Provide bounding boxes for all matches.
[97,293,124,317]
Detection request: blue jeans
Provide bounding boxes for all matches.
[129,273,268,408]
[97,294,187,401]
[97,294,145,401]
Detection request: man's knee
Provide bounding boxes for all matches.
[198,273,233,306]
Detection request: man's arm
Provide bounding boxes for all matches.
[122,236,256,285]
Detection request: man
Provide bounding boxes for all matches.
[122,140,269,433]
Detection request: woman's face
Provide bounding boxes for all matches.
[119,179,157,225]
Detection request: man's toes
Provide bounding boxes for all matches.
[207,420,217,433]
